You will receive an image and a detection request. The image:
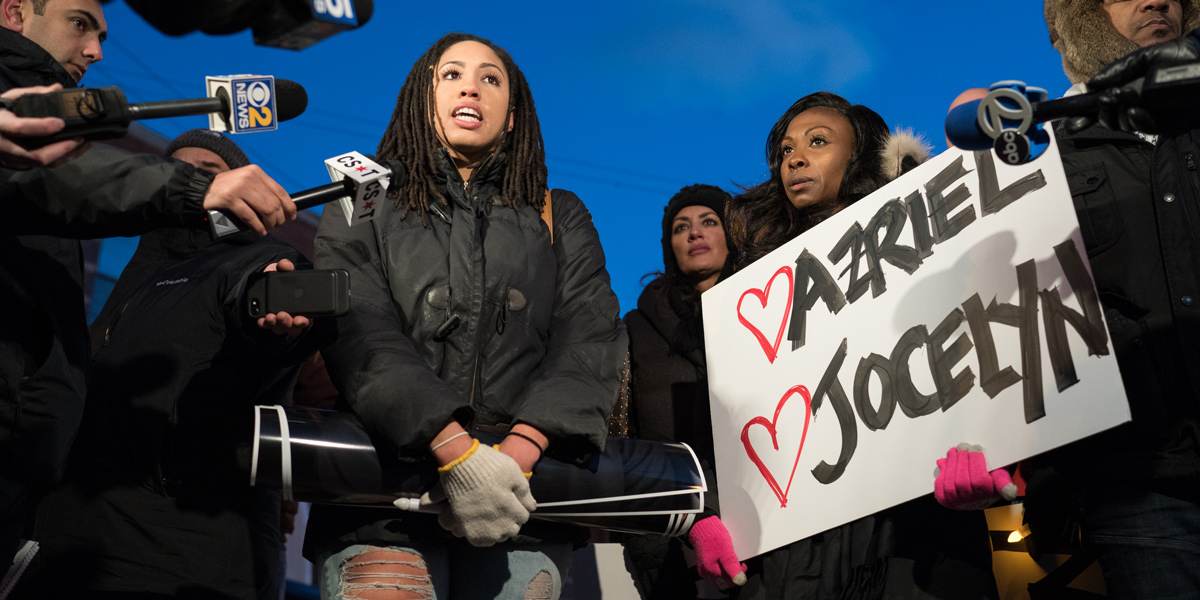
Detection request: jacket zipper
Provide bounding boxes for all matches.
[466,178,484,407]
[97,301,131,353]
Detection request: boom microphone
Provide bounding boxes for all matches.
[1,78,308,147]
[122,0,374,50]
[253,0,375,50]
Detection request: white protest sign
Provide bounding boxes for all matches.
[702,136,1130,559]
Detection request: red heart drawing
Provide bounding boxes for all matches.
[741,384,812,508]
[737,265,794,364]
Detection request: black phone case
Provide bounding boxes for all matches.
[246,269,350,318]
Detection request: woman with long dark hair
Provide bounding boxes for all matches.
[308,32,626,599]
[622,183,737,598]
[718,91,999,599]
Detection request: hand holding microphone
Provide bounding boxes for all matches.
[207,152,403,238]
[203,164,296,236]
[947,34,1200,158]
[1068,31,1200,134]
[1,77,308,147]
[0,84,90,169]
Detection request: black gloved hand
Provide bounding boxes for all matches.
[1090,32,1200,90]
[1067,31,1200,134]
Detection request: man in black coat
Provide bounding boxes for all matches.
[15,129,319,599]
[1022,1,1200,597]
[0,0,296,573]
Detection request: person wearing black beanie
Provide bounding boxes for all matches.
[165,128,252,171]
[622,183,737,599]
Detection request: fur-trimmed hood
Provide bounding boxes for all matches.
[881,128,932,181]
[1046,0,1200,83]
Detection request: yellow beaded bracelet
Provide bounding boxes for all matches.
[437,438,480,473]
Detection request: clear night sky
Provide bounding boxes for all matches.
[86,0,1072,315]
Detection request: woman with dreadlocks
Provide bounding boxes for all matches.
[306,33,626,599]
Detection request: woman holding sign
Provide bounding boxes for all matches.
[718,92,1001,599]
[309,33,626,599]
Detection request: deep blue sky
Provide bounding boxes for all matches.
[86,1,1071,314]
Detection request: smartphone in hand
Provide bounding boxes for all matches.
[246,269,350,318]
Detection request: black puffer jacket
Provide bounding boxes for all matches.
[20,228,317,599]
[308,150,625,546]
[0,29,213,514]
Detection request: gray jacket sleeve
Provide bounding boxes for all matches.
[511,190,627,455]
[314,200,470,455]
[1,144,209,237]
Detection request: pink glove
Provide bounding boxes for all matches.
[688,515,748,589]
[934,443,1018,510]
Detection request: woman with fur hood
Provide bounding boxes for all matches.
[708,91,1000,599]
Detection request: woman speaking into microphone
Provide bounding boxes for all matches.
[308,32,626,600]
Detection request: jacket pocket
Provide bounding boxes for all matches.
[1066,165,1122,257]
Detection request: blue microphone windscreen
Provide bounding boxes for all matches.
[944,100,994,151]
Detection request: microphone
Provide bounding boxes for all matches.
[944,82,1049,151]
[2,78,308,147]
[122,0,374,50]
[207,152,403,238]
[946,60,1200,161]
[253,0,375,50]
[205,76,309,133]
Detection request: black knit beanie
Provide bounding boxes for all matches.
[661,184,732,276]
[165,129,250,170]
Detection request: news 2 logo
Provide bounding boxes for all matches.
[233,76,277,132]
[310,0,357,25]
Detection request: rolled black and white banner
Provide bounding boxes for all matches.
[249,406,706,536]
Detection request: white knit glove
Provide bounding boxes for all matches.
[419,441,536,546]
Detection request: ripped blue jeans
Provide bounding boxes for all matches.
[316,539,573,600]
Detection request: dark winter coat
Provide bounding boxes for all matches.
[1021,117,1200,512]
[625,277,715,467]
[20,227,318,599]
[0,29,213,523]
[307,149,626,548]
[622,276,719,598]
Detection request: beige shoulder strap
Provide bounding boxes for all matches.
[540,189,553,244]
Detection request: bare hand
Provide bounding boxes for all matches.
[203,164,295,235]
[255,259,312,337]
[0,84,90,169]
[497,423,549,473]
